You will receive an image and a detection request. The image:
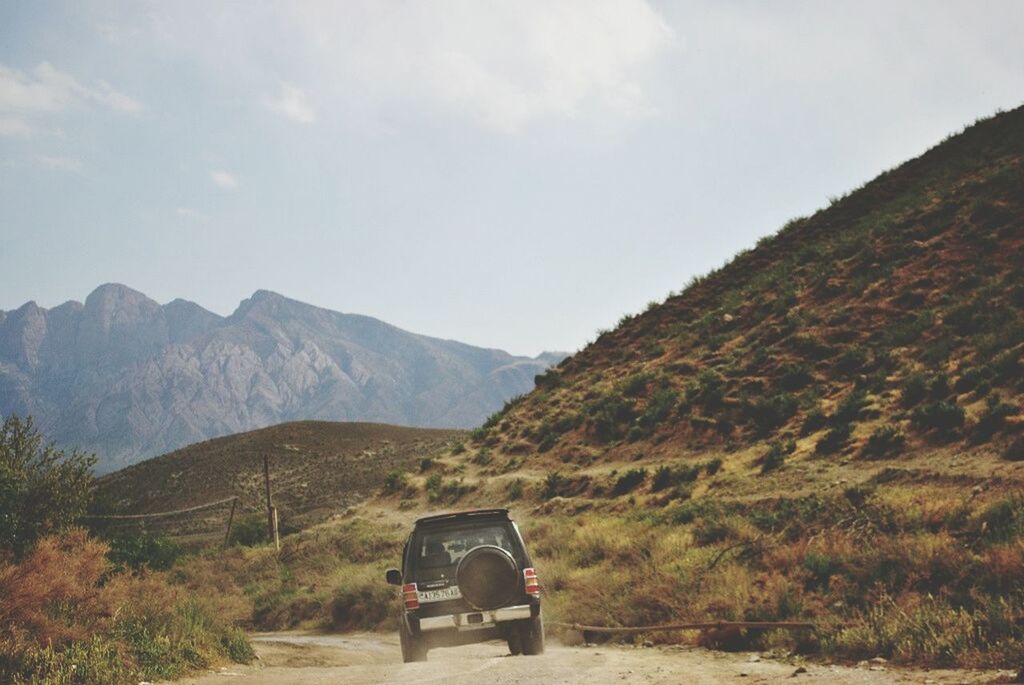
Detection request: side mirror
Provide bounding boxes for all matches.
[385,568,402,586]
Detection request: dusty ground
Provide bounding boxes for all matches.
[170,632,1013,685]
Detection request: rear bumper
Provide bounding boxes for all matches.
[419,604,532,632]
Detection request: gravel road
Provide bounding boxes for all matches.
[170,632,1009,685]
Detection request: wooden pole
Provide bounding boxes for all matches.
[223,497,237,548]
[263,454,274,542]
[271,506,280,551]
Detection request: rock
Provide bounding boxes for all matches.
[791,666,807,677]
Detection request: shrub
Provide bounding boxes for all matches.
[760,440,795,473]
[104,533,182,571]
[651,464,700,492]
[506,479,524,501]
[612,468,647,496]
[862,425,906,459]
[0,416,96,558]
[543,472,569,499]
[816,423,852,454]
[686,369,726,409]
[900,373,929,408]
[228,514,268,547]
[835,346,869,375]
[833,390,868,425]
[778,363,813,391]
[1004,436,1024,462]
[801,407,828,435]
[586,395,636,442]
[971,395,1015,444]
[911,401,965,438]
[705,458,724,475]
[382,469,408,493]
[745,393,799,436]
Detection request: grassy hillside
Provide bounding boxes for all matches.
[478,106,1023,473]
[95,421,464,539]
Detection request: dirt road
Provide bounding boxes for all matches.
[170,632,1012,685]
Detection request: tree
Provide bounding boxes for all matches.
[0,415,96,559]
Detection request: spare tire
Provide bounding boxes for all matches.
[456,545,519,610]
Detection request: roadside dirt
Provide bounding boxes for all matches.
[171,632,1013,685]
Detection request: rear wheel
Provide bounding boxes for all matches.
[507,627,523,656]
[520,615,545,655]
[400,625,428,663]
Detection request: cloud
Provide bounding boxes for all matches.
[0,62,143,135]
[209,169,238,189]
[264,83,316,124]
[34,154,83,172]
[145,0,674,133]
[175,207,208,220]
[0,62,143,113]
[0,117,32,137]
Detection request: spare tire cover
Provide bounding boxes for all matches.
[456,545,519,610]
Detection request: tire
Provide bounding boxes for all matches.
[507,628,523,656]
[400,625,428,663]
[520,614,545,656]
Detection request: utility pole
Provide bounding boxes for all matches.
[263,455,279,550]
[223,497,237,548]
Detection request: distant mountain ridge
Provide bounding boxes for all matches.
[0,285,565,472]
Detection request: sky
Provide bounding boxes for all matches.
[1,2,1022,357]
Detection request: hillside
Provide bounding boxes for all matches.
[0,285,562,472]
[475,106,1023,478]
[95,421,463,536]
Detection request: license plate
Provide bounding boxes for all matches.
[418,586,462,603]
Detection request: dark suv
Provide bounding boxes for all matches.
[384,508,544,662]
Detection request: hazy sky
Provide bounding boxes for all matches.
[2,2,1022,356]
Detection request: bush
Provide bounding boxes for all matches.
[382,469,408,493]
[816,423,852,454]
[760,440,795,473]
[835,346,869,375]
[801,408,828,435]
[612,468,647,496]
[651,465,700,492]
[0,416,96,558]
[778,363,813,391]
[911,401,965,438]
[900,373,929,408]
[105,533,182,571]
[705,458,724,475]
[1004,436,1024,462]
[971,395,1015,444]
[506,479,524,501]
[745,393,799,436]
[833,390,868,425]
[543,472,569,500]
[862,425,906,459]
[228,514,269,547]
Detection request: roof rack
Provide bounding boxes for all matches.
[414,508,511,526]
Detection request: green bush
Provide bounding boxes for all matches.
[745,393,799,436]
[760,440,795,473]
[900,373,929,408]
[1004,436,1024,462]
[651,464,700,492]
[801,407,828,435]
[971,395,1015,444]
[543,472,569,499]
[105,533,183,571]
[862,425,906,459]
[817,423,852,454]
[705,458,724,475]
[612,468,647,496]
[911,401,965,437]
[382,469,408,493]
[0,416,96,558]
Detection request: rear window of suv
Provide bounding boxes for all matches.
[411,522,524,579]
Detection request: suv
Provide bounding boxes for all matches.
[384,509,544,662]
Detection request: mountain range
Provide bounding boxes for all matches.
[0,285,563,472]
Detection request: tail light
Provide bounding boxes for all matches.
[523,567,540,598]
[402,583,420,610]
